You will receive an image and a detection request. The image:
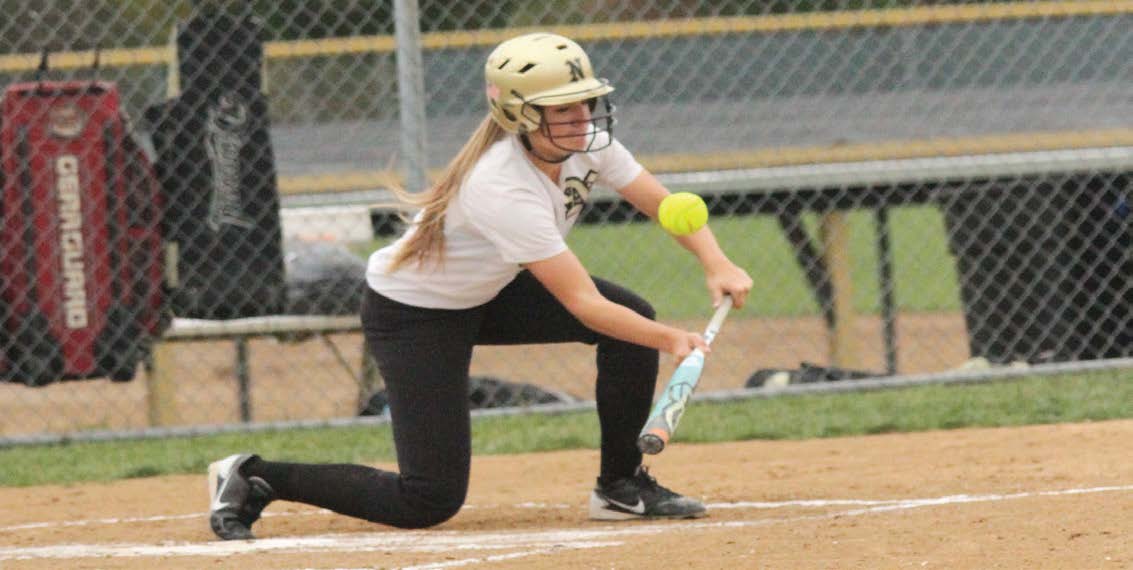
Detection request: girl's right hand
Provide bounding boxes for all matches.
[665,329,710,361]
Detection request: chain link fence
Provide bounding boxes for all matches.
[1,1,1131,441]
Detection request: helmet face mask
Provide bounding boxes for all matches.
[485,33,616,158]
[527,95,616,155]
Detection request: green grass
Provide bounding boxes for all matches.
[362,205,961,319]
[3,370,1130,486]
[572,205,962,318]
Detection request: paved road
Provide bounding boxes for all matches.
[271,81,1133,183]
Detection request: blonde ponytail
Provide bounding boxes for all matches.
[386,115,506,272]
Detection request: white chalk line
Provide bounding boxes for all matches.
[303,544,616,570]
[0,498,904,534]
[0,504,576,534]
[0,484,1129,565]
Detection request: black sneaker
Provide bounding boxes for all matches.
[207,454,276,540]
[589,466,707,520]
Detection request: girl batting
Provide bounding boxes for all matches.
[208,32,752,539]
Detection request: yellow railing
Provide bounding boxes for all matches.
[4,1,1129,70]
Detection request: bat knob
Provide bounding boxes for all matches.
[637,434,665,455]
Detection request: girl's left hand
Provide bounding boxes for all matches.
[705,260,753,309]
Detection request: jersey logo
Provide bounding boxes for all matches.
[563,169,598,221]
[566,58,585,82]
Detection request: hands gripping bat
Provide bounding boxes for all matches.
[637,295,733,455]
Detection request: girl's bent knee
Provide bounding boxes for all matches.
[391,480,467,528]
[390,501,463,529]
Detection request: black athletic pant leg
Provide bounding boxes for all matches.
[245,288,482,529]
[478,271,659,483]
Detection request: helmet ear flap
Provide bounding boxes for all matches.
[494,101,516,123]
[487,93,528,132]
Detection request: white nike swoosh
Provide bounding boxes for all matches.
[605,497,645,514]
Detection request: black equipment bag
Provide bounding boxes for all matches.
[0,80,169,386]
[146,11,285,319]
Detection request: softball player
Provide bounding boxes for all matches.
[208,32,753,539]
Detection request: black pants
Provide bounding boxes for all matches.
[244,271,658,528]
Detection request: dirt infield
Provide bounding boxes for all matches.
[2,419,1131,569]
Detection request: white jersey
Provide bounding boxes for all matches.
[366,132,643,309]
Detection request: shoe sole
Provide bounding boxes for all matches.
[207,460,224,508]
[207,455,258,540]
[207,455,243,510]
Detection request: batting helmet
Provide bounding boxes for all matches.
[484,33,615,135]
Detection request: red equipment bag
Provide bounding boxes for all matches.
[0,80,169,386]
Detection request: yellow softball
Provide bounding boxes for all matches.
[658,192,708,236]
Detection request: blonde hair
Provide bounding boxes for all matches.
[386,115,507,272]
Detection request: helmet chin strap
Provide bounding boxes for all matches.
[519,133,573,164]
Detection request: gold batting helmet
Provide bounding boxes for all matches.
[485,33,615,134]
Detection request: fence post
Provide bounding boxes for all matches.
[820,212,862,369]
[146,343,179,426]
[394,0,428,194]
